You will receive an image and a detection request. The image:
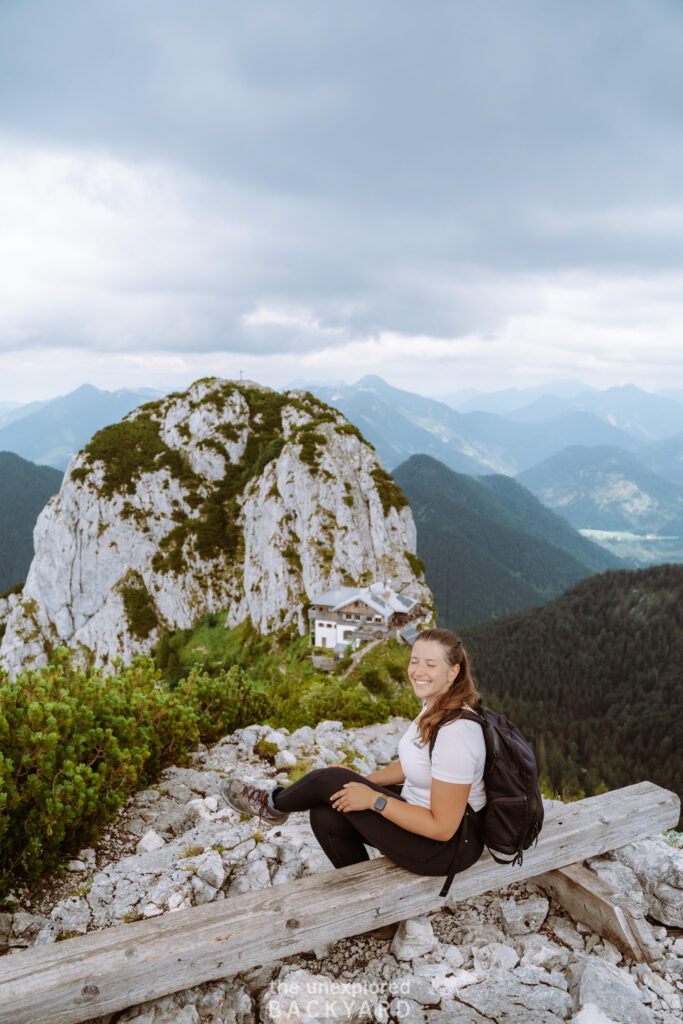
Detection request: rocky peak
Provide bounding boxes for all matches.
[0,378,431,675]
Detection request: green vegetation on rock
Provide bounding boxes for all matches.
[0,648,270,896]
[404,550,425,578]
[71,413,200,497]
[370,466,409,515]
[335,422,371,446]
[120,575,159,639]
[0,620,422,895]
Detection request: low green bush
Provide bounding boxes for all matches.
[0,650,269,897]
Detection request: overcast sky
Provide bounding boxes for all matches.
[2,0,683,402]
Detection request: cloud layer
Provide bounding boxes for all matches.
[2,0,683,397]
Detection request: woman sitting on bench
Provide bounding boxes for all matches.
[222,628,486,885]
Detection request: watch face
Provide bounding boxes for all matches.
[374,796,387,811]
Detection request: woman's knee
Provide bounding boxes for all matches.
[309,802,340,833]
[309,765,358,795]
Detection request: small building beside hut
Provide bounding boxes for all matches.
[307,582,423,657]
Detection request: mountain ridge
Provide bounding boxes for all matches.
[392,454,623,627]
[0,379,429,676]
[517,444,683,535]
[0,384,166,469]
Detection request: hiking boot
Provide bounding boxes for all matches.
[220,777,289,824]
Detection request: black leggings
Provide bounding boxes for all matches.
[272,766,483,878]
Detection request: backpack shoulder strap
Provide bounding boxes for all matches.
[428,707,485,758]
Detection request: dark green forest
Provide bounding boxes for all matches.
[461,564,683,811]
[394,454,622,627]
[0,452,63,593]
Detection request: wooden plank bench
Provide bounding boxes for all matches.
[0,781,678,1024]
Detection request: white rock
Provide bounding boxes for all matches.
[245,859,271,889]
[499,895,550,934]
[187,798,212,822]
[432,968,483,997]
[203,796,219,812]
[455,969,573,1021]
[651,882,683,928]
[191,876,218,904]
[392,975,440,1006]
[641,970,678,1001]
[142,903,163,918]
[288,726,316,748]
[570,1004,619,1024]
[391,916,438,961]
[274,749,298,769]
[315,720,344,738]
[262,731,287,751]
[518,934,570,971]
[550,916,585,950]
[136,829,165,855]
[50,897,91,936]
[473,942,520,972]
[166,1007,200,1024]
[441,944,465,970]
[594,939,623,965]
[587,858,648,915]
[612,839,683,926]
[192,850,225,890]
[66,860,87,873]
[566,956,654,1024]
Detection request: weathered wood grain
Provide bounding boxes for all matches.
[0,781,678,1024]
[536,862,661,962]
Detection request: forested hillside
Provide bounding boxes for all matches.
[462,564,683,810]
[0,452,63,592]
[393,454,624,627]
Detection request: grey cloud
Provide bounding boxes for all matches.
[2,0,683,355]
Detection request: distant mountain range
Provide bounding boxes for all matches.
[0,384,164,469]
[5,376,683,570]
[504,383,683,441]
[0,452,63,593]
[442,379,596,414]
[310,376,639,475]
[393,454,624,628]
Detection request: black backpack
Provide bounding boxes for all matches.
[429,705,544,896]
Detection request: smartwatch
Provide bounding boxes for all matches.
[373,795,387,812]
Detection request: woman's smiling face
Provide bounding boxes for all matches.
[408,639,459,707]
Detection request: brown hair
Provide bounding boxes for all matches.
[413,628,481,748]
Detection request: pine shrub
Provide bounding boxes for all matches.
[0,650,270,896]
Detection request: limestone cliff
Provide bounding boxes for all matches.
[0,379,431,674]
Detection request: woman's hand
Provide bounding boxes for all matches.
[330,782,378,813]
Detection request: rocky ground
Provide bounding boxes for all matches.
[2,718,682,1024]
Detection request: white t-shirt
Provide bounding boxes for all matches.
[397,710,487,812]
